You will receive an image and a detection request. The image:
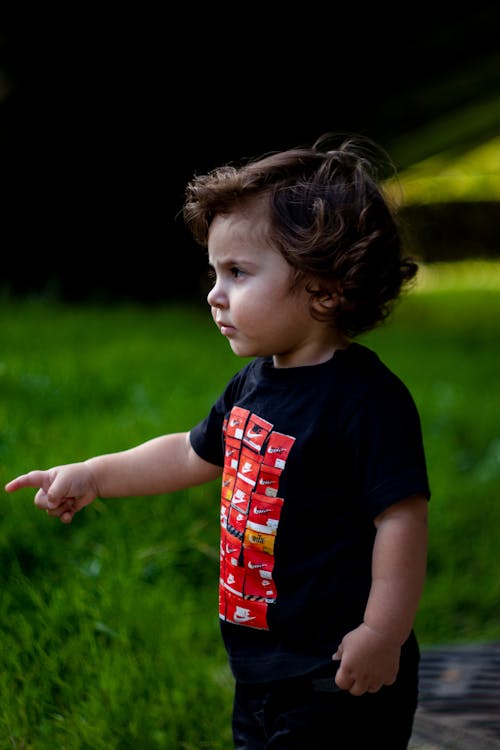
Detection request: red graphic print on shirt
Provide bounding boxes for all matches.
[219,406,295,630]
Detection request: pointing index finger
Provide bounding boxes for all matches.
[5,470,50,493]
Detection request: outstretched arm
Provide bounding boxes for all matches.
[334,494,428,695]
[5,432,222,524]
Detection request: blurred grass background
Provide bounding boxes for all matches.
[0,259,499,747]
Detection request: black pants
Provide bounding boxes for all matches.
[232,635,420,750]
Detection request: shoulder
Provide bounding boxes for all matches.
[337,343,420,423]
[339,342,408,392]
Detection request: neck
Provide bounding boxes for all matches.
[272,334,350,369]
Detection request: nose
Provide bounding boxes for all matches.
[207,277,228,309]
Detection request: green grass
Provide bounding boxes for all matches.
[1,261,499,747]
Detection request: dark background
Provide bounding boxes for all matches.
[1,8,499,302]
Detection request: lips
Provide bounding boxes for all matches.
[213,310,235,336]
[217,321,235,335]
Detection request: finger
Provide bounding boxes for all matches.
[334,664,354,692]
[5,471,49,493]
[46,473,84,508]
[35,487,63,511]
[45,505,74,524]
[46,498,78,523]
[37,474,78,509]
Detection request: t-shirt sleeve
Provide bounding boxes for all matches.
[346,379,431,519]
[189,397,227,467]
[189,368,245,467]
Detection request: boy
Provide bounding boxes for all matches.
[6,134,430,749]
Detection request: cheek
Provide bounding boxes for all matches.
[233,297,265,328]
[251,297,306,335]
[232,277,305,328]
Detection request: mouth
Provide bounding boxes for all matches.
[213,310,236,336]
[218,323,236,336]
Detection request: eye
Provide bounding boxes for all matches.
[230,266,245,279]
[207,267,216,285]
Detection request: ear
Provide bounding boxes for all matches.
[309,289,338,315]
[313,292,336,308]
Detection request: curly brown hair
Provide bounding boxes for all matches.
[183,134,418,338]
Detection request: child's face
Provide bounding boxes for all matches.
[207,200,338,368]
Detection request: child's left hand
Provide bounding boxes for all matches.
[332,622,400,696]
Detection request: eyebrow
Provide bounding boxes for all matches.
[207,256,258,270]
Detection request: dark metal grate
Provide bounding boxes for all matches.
[413,643,500,748]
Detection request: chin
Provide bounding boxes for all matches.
[230,343,258,358]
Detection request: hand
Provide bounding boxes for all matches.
[333,623,401,696]
[5,463,99,524]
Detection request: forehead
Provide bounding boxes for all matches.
[208,198,273,258]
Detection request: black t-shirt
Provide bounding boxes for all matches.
[189,343,430,682]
